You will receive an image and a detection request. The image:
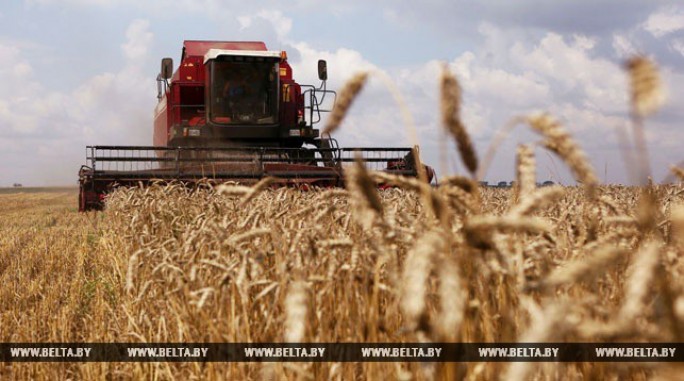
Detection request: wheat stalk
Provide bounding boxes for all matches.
[401,230,443,332]
[626,56,665,118]
[670,166,684,182]
[527,113,598,190]
[508,186,565,217]
[435,254,465,341]
[619,240,661,323]
[239,177,276,206]
[284,281,308,342]
[534,246,625,290]
[515,144,536,201]
[440,63,478,175]
[439,175,477,193]
[322,72,369,136]
[345,155,384,228]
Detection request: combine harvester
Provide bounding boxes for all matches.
[78,40,432,211]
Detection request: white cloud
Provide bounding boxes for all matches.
[390,26,638,182]
[13,62,33,78]
[287,42,403,146]
[237,10,292,40]
[509,32,627,113]
[0,43,38,99]
[572,34,597,51]
[670,38,684,57]
[643,6,684,38]
[290,42,380,86]
[255,10,292,39]
[281,21,643,183]
[0,19,155,185]
[237,15,252,30]
[121,19,153,62]
[458,64,550,108]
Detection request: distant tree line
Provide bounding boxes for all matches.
[478,180,555,188]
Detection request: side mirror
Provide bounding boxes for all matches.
[317,59,328,81]
[161,58,173,80]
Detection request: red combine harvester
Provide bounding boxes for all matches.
[78,40,431,211]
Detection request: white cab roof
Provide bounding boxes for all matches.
[204,49,281,63]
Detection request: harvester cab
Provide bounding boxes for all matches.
[154,43,333,149]
[78,40,430,211]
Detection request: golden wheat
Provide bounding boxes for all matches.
[626,56,665,118]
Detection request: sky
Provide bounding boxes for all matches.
[1,0,683,186]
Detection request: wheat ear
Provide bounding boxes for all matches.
[323,72,369,136]
[440,64,478,176]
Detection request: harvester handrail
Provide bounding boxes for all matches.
[89,145,340,152]
[89,145,414,150]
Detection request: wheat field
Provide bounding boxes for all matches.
[1,56,683,380]
[1,181,684,380]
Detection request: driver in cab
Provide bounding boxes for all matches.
[221,69,260,120]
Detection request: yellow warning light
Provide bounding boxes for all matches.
[283,84,291,101]
[280,50,288,61]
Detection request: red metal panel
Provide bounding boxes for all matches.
[179,57,200,81]
[171,84,182,128]
[279,61,293,80]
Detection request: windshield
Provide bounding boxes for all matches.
[209,60,279,125]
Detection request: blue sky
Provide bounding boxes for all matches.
[1,0,683,186]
